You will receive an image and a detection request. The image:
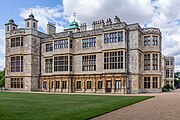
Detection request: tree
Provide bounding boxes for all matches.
[0,69,5,87]
[174,72,180,87]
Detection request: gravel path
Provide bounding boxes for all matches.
[92,89,180,120]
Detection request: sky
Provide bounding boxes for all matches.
[0,0,180,71]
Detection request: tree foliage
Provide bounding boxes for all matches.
[0,69,5,87]
[174,72,180,87]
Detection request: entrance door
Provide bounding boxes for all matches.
[106,81,112,92]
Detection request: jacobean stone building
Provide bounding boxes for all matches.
[5,14,175,93]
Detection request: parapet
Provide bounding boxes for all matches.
[142,28,161,35]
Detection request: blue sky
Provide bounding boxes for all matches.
[0,0,180,71]
[0,0,62,30]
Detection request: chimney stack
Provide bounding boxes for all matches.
[47,22,56,35]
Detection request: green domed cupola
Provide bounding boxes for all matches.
[69,13,79,29]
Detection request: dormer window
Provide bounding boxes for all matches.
[27,22,29,27]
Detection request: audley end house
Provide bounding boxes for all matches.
[5,13,174,94]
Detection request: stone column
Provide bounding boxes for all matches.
[67,79,69,93]
[82,78,85,93]
[93,78,96,93]
[59,79,62,92]
[111,78,115,94]
[150,77,153,89]
[68,78,71,93]
[52,79,55,92]
[157,77,160,89]
[102,78,106,93]
[48,80,50,92]
[121,79,124,93]
[124,77,127,94]
[72,78,75,92]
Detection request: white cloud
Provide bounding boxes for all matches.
[63,0,154,26]
[19,5,66,32]
[0,29,5,70]
[146,0,180,72]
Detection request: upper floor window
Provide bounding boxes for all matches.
[166,61,169,66]
[11,56,23,72]
[144,36,150,46]
[104,51,123,69]
[170,60,173,65]
[144,54,150,70]
[82,55,96,71]
[7,26,9,31]
[152,54,158,70]
[33,22,36,28]
[166,69,169,78]
[152,36,158,45]
[104,31,123,44]
[46,43,53,52]
[27,22,29,27]
[54,56,68,72]
[54,39,68,49]
[11,37,23,47]
[170,69,173,78]
[45,58,53,73]
[70,56,72,71]
[82,37,96,48]
[70,39,73,48]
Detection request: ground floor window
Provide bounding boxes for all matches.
[115,80,121,89]
[11,78,23,88]
[76,81,81,89]
[98,81,102,89]
[51,81,54,89]
[62,81,67,89]
[56,81,60,89]
[153,77,158,88]
[87,81,92,89]
[43,81,47,89]
[144,77,150,88]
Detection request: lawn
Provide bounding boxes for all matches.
[0,92,153,120]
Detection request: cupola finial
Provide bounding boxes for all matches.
[73,12,76,21]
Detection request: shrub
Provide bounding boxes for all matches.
[162,87,169,92]
[162,84,174,92]
[0,76,5,87]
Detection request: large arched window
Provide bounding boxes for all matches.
[27,22,29,27]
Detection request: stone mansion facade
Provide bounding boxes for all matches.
[5,14,174,94]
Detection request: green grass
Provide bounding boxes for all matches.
[0,92,153,120]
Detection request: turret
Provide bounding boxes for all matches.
[25,13,38,30]
[64,13,80,33]
[5,18,18,32]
